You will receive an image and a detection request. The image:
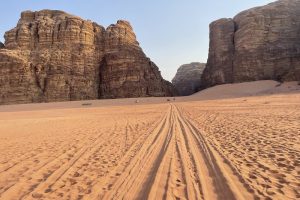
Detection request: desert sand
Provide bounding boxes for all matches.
[0,81,299,200]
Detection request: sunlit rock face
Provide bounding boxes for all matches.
[201,0,300,88]
[0,10,176,104]
[172,62,206,96]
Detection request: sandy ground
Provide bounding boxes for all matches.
[0,81,299,200]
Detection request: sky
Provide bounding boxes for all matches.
[0,0,275,81]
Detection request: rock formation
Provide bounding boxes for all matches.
[100,20,175,98]
[0,42,4,49]
[201,0,300,88]
[172,62,206,96]
[0,10,175,104]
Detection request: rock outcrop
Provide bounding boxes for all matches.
[0,10,175,104]
[201,0,300,88]
[0,42,4,49]
[100,21,175,98]
[172,62,206,96]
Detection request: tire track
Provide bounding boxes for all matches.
[102,105,173,200]
[174,104,252,200]
[0,125,112,200]
[174,105,236,200]
[0,103,254,200]
[23,130,107,200]
[78,106,169,199]
[87,104,251,200]
[173,112,204,200]
[147,109,175,200]
[0,129,105,199]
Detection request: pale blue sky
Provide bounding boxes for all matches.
[0,0,275,81]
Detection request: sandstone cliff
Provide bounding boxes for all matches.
[0,10,175,104]
[100,20,175,98]
[172,62,206,96]
[201,0,300,88]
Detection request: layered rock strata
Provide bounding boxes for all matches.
[201,0,300,88]
[0,10,175,104]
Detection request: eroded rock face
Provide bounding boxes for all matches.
[201,19,235,87]
[0,10,175,104]
[202,0,300,88]
[100,20,174,98]
[172,62,206,96]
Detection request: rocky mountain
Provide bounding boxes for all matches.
[201,0,300,88]
[0,10,175,104]
[172,62,206,96]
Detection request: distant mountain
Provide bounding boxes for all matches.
[172,62,206,96]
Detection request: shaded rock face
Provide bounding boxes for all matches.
[0,10,175,104]
[0,42,4,49]
[100,21,174,98]
[202,0,300,88]
[172,63,206,96]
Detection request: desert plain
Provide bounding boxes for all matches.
[0,81,299,200]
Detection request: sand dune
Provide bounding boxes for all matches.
[0,80,298,113]
[190,80,300,100]
[0,81,299,200]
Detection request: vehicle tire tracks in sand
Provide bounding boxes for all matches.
[86,104,253,200]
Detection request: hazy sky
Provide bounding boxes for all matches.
[0,0,275,81]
